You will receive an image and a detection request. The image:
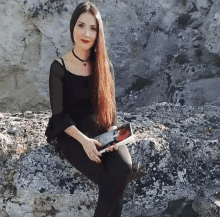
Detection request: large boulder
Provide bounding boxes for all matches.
[1,98,220,216]
[192,184,220,217]
[0,0,220,114]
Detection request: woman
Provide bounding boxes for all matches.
[45,2,132,217]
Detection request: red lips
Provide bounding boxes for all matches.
[81,39,90,43]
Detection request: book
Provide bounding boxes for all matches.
[94,123,136,154]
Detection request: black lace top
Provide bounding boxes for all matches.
[45,59,120,145]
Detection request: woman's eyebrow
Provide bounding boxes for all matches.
[77,21,97,27]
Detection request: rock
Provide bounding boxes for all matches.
[172,77,220,106]
[192,183,220,217]
[200,1,220,55]
[191,11,202,20]
[193,40,201,48]
[0,0,220,114]
[191,20,204,29]
[0,209,8,217]
[195,0,212,10]
[193,34,203,41]
[178,32,183,37]
[0,100,220,216]
[6,123,24,137]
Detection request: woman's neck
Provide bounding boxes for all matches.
[73,46,91,61]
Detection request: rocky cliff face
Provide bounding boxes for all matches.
[0,0,220,113]
[0,98,220,216]
[1,1,220,216]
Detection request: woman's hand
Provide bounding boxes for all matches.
[81,137,103,164]
[107,143,118,152]
[107,125,118,132]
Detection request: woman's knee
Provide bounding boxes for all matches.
[125,161,132,173]
[118,145,132,172]
[107,145,133,175]
[113,160,132,176]
[122,154,132,174]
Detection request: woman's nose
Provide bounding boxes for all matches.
[84,28,90,37]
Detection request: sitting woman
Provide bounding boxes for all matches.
[45,2,132,217]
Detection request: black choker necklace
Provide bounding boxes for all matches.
[72,49,89,66]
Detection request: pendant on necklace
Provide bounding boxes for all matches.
[84,63,87,66]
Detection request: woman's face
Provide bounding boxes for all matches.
[73,12,98,51]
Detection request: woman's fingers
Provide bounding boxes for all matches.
[81,138,102,164]
[107,144,118,152]
[91,154,101,164]
[107,145,111,152]
[93,150,101,163]
[107,145,113,151]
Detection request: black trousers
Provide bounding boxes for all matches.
[58,130,132,217]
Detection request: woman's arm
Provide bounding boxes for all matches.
[109,62,121,130]
[51,61,91,142]
[64,125,89,144]
[46,60,85,143]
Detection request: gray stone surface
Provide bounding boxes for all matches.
[0,0,220,114]
[1,99,220,216]
[192,184,220,217]
[200,0,220,55]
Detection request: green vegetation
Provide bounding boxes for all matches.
[175,54,189,65]
[124,76,153,95]
[195,49,203,58]
[177,13,193,29]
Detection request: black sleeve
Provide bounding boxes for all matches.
[109,62,121,127]
[45,60,76,143]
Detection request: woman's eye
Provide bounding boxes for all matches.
[92,27,97,31]
[78,24,84,28]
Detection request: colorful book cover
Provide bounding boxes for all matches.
[94,123,135,153]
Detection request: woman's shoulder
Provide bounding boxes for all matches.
[55,58,63,65]
[54,52,70,66]
[50,53,69,77]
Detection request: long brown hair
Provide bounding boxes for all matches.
[70,2,117,131]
